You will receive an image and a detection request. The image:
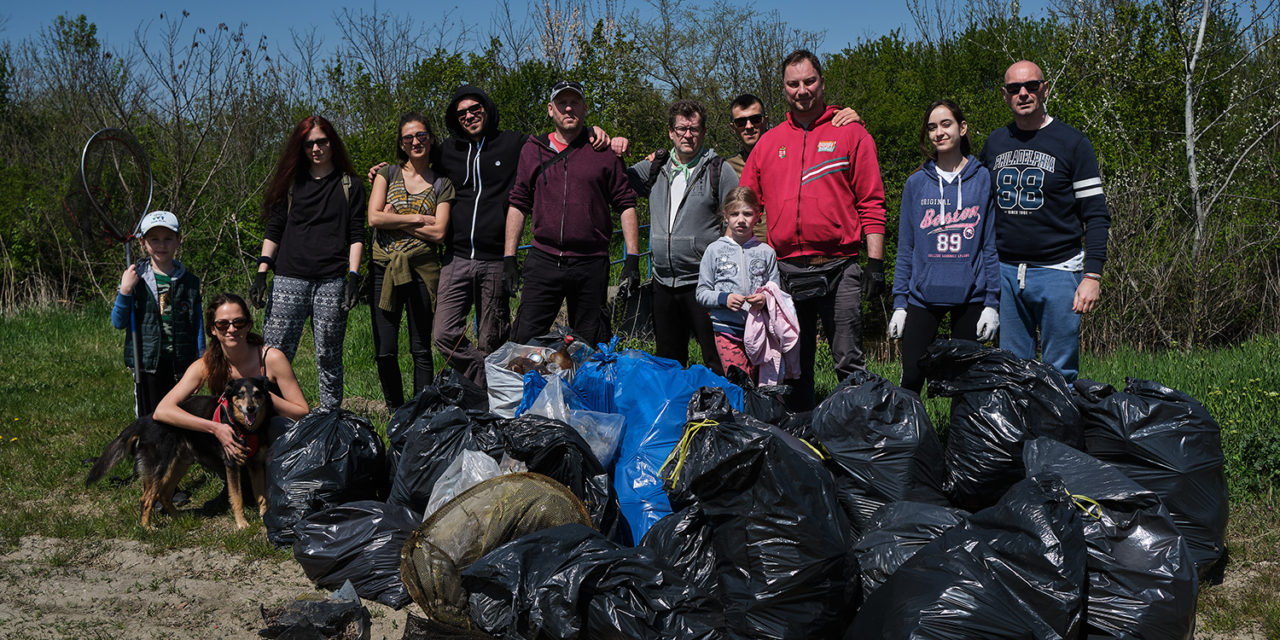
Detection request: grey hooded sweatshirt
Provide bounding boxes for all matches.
[628,148,739,287]
[696,235,779,335]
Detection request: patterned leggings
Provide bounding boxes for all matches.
[264,274,347,408]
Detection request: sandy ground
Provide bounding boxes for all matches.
[0,533,1267,639]
[0,535,412,639]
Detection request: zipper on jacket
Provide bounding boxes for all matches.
[666,159,709,284]
[795,127,808,256]
[470,137,485,260]
[558,152,568,257]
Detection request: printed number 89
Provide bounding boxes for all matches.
[936,233,961,252]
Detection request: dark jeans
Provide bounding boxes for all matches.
[781,258,865,411]
[512,249,610,347]
[369,262,434,409]
[899,303,983,394]
[432,256,509,387]
[652,281,722,374]
[134,358,180,417]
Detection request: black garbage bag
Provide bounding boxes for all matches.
[847,473,1087,639]
[259,580,371,640]
[462,523,725,640]
[811,370,949,537]
[1074,378,1227,580]
[402,612,495,640]
[388,407,505,514]
[660,387,775,511]
[726,366,791,425]
[291,500,422,609]
[688,413,858,640]
[1024,437,1199,639]
[386,369,490,482]
[266,408,388,547]
[850,501,967,602]
[920,339,1082,511]
[499,413,627,544]
[400,473,593,630]
[640,504,719,599]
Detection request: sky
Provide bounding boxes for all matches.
[1,0,1052,56]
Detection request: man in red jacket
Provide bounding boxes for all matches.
[504,81,641,346]
[740,50,887,409]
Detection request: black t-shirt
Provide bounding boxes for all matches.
[265,169,367,279]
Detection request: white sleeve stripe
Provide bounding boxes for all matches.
[1073,178,1102,189]
[1076,187,1104,198]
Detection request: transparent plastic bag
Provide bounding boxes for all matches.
[569,410,625,468]
[425,449,503,520]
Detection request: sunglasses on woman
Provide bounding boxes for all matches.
[213,318,250,331]
[399,131,432,145]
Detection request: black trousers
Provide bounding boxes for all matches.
[369,262,434,408]
[899,302,984,394]
[134,358,180,417]
[512,249,610,347]
[651,281,722,374]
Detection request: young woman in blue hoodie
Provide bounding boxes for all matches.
[890,100,1000,393]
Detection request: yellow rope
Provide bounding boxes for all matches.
[660,419,719,484]
[1065,488,1104,520]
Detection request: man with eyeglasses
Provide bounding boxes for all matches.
[504,81,640,346]
[626,99,739,373]
[979,60,1111,381]
[739,49,887,410]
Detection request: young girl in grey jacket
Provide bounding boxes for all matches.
[696,187,779,380]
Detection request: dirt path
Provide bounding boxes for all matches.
[0,536,411,639]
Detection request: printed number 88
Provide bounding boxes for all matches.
[997,167,1045,210]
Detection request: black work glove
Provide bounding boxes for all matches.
[248,271,269,309]
[503,256,521,298]
[862,258,885,300]
[619,254,641,298]
[343,272,361,312]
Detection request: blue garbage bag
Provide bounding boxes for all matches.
[573,338,743,541]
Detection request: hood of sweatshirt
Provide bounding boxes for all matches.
[444,84,500,139]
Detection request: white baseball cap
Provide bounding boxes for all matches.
[140,210,180,235]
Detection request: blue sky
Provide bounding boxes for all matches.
[2,0,1051,55]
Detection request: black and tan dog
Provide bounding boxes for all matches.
[87,377,273,529]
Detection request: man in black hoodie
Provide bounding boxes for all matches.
[429,85,526,386]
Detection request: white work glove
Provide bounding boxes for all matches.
[888,308,907,340]
[976,306,1000,342]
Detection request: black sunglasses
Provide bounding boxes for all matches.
[732,114,764,128]
[1004,80,1044,94]
[455,104,484,120]
[399,131,432,145]
[304,137,330,148]
[213,318,250,331]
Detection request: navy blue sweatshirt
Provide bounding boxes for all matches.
[979,118,1111,274]
[893,155,1000,310]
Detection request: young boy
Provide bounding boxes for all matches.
[696,187,780,380]
[112,210,204,417]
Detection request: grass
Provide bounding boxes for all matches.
[0,302,1278,631]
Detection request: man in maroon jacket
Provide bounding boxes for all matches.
[504,81,641,346]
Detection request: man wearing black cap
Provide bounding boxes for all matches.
[504,81,641,346]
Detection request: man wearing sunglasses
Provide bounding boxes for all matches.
[978,60,1111,382]
[626,99,740,373]
[504,81,640,347]
[740,49,887,410]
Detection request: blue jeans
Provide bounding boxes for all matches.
[998,263,1082,381]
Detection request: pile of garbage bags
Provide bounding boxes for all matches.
[265,336,1221,639]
